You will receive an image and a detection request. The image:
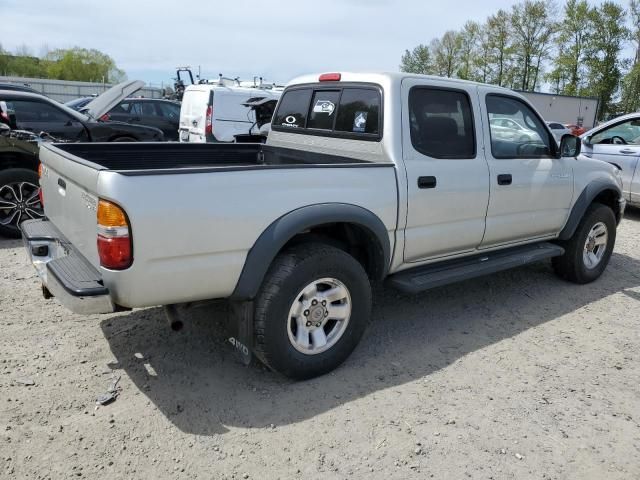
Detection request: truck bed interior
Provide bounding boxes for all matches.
[48,143,382,173]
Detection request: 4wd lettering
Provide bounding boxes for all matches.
[228,337,249,356]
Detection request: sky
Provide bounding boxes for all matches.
[0,0,583,88]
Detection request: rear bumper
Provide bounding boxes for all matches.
[21,219,117,314]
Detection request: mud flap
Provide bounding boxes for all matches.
[228,301,253,366]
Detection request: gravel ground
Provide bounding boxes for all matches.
[1,212,639,480]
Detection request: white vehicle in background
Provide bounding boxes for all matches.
[179,77,282,143]
[546,121,572,143]
[580,113,640,207]
[489,117,541,143]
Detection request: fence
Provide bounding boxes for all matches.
[0,76,163,103]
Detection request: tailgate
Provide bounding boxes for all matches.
[38,144,102,268]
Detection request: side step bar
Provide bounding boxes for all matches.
[387,242,565,294]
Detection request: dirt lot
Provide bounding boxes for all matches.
[1,213,639,480]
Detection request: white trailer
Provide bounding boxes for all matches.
[519,91,599,129]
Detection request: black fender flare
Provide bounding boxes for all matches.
[230,203,391,300]
[559,180,622,240]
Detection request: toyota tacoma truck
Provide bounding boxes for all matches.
[21,72,625,379]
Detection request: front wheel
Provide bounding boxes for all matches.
[552,203,616,283]
[253,243,372,380]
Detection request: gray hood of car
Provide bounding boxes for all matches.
[81,80,145,120]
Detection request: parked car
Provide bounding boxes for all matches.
[67,97,181,141]
[179,81,281,142]
[580,112,640,207]
[546,121,572,142]
[0,80,164,143]
[22,72,623,380]
[489,117,541,143]
[566,123,587,136]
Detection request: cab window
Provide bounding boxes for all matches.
[486,95,552,159]
[409,87,475,159]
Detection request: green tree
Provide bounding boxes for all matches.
[457,21,481,80]
[549,0,593,95]
[484,9,513,86]
[431,31,461,78]
[621,0,640,112]
[510,0,557,91]
[584,2,628,119]
[45,47,126,83]
[400,44,433,74]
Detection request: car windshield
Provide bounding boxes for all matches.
[591,119,640,145]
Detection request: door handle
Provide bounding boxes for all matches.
[619,149,635,154]
[497,174,512,186]
[418,176,437,189]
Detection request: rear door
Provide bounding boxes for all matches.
[401,79,490,262]
[478,89,573,247]
[581,117,640,202]
[212,91,255,142]
[153,101,180,140]
[179,87,211,143]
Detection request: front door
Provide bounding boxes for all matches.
[478,88,574,247]
[581,117,640,202]
[401,78,490,262]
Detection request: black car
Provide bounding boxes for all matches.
[0,90,164,143]
[67,97,181,141]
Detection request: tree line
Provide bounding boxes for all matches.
[0,44,126,84]
[400,0,640,120]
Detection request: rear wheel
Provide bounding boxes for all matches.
[253,243,372,380]
[0,168,43,238]
[552,203,616,283]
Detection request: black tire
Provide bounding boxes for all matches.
[253,243,372,380]
[0,168,42,238]
[552,202,616,283]
[111,136,137,142]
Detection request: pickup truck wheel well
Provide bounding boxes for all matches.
[230,204,390,301]
[285,223,386,281]
[559,183,622,240]
[0,153,39,172]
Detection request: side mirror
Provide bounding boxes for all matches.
[0,123,10,136]
[557,134,581,158]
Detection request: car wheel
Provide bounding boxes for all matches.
[552,203,616,283]
[253,243,372,380]
[0,168,43,238]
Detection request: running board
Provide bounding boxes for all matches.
[387,242,565,294]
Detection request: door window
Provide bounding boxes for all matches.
[128,102,143,117]
[156,102,180,120]
[590,119,640,145]
[409,87,475,159]
[7,100,71,126]
[486,95,552,158]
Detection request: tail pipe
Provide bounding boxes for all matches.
[164,304,184,331]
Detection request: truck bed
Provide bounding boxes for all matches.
[48,142,382,174]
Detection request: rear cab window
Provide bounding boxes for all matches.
[272,84,382,140]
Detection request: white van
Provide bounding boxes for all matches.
[179,82,281,142]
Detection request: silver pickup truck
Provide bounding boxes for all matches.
[22,72,625,379]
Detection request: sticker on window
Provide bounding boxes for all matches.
[353,111,368,132]
[282,115,298,127]
[313,100,335,116]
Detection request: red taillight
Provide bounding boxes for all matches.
[97,235,132,270]
[97,199,132,270]
[319,73,341,82]
[99,113,110,121]
[205,105,213,135]
[37,163,44,206]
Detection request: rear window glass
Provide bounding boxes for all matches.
[307,90,340,130]
[273,88,312,129]
[409,88,475,159]
[335,88,380,134]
